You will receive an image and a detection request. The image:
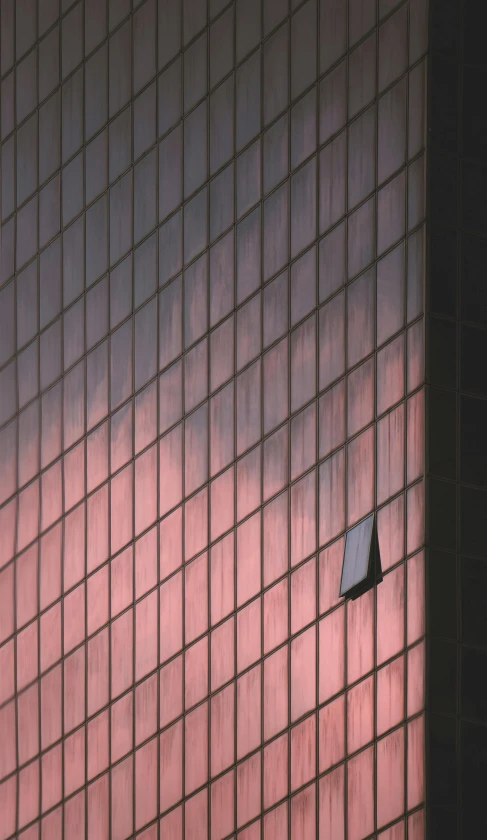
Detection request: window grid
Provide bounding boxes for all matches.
[0,0,427,838]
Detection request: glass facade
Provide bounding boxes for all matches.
[0,0,428,837]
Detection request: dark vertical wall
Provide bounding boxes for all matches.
[427,1,487,837]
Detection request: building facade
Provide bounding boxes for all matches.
[0,0,480,838]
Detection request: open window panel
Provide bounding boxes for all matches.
[339,513,383,600]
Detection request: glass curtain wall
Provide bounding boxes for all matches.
[0,0,427,837]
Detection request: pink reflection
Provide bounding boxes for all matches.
[159,425,183,518]
[264,801,288,840]
[319,448,345,548]
[64,582,85,655]
[237,510,261,607]
[160,720,183,812]
[41,461,62,533]
[160,804,183,838]
[291,782,316,840]
[237,752,261,828]
[347,426,374,527]
[291,556,316,634]
[210,382,234,478]
[211,616,235,692]
[319,694,345,773]
[408,714,425,810]
[210,532,234,626]
[135,444,157,536]
[347,675,374,755]
[40,524,61,610]
[64,726,85,797]
[111,463,133,556]
[377,495,404,573]
[263,490,289,586]
[111,755,133,840]
[319,537,345,616]
[291,626,316,722]
[111,692,133,763]
[86,628,110,719]
[211,466,235,542]
[135,737,158,830]
[0,563,14,644]
[264,732,288,809]
[18,758,40,829]
[407,319,424,393]
[185,635,209,710]
[185,552,209,644]
[16,543,38,628]
[407,481,424,555]
[377,727,405,828]
[18,682,39,765]
[185,702,208,794]
[63,789,85,840]
[407,641,425,717]
[379,819,405,840]
[263,578,288,655]
[377,565,405,666]
[135,525,158,599]
[87,485,108,574]
[407,390,424,484]
[17,618,38,690]
[291,713,316,791]
[135,673,158,746]
[17,478,39,553]
[347,358,374,438]
[185,788,208,840]
[160,654,183,728]
[63,440,85,513]
[347,589,374,685]
[0,775,16,839]
[237,597,261,673]
[377,333,405,416]
[239,819,261,839]
[237,445,261,522]
[291,469,316,567]
[87,711,109,782]
[0,700,16,780]
[64,645,85,733]
[87,421,109,495]
[87,773,109,840]
[40,665,61,750]
[211,683,235,777]
[0,497,16,571]
[111,611,133,700]
[408,808,425,840]
[263,424,289,503]
[264,645,288,741]
[319,607,345,704]
[0,639,14,704]
[160,571,182,664]
[42,805,62,840]
[377,655,405,737]
[135,379,158,455]
[407,550,425,645]
[160,506,183,581]
[184,486,208,562]
[237,664,262,759]
[212,769,235,840]
[377,404,405,506]
[136,590,158,681]
[87,565,109,638]
[64,503,86,591]
[291,401,317,482]
[348,745,374,840]
[319,764,345,840]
